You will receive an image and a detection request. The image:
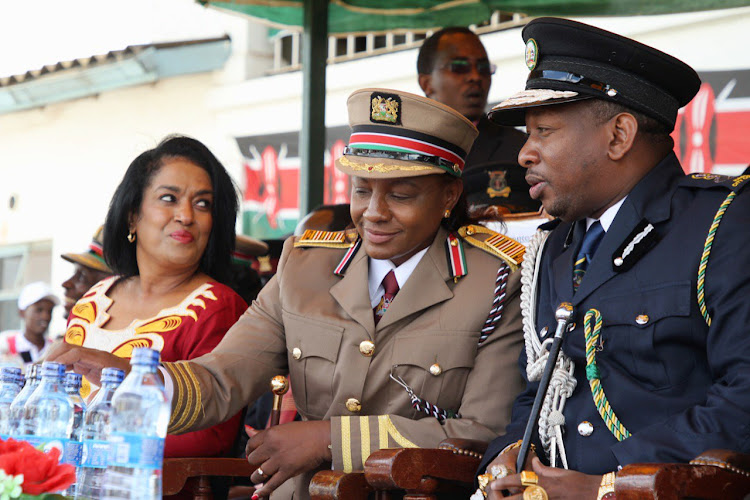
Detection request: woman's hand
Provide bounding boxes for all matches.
[44,341,130,386]
[489,457,601,499]
[245,420,332,498]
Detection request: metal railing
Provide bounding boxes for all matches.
[269,12,527,74]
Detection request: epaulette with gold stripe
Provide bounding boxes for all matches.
[293,228,359,249]
[458,224,525,272]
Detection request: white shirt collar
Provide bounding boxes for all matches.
[586,196,627,232]
[14,333,51,362]
[368,247,429,308]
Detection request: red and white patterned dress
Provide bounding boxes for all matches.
[64,276,247,458]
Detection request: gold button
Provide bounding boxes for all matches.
[345,398,361,413]
[450,239,458,247]
[292,347,302,360]
[466,227,474,236]
[429,363,442,376]
[636,314,649,325]
[359,340,375,357]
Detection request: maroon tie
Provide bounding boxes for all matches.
[373,270,399,325]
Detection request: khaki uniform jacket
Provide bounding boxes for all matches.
[164,227,524,499]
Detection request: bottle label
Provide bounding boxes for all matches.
[108,432,164,470]
[63,440,83,466]
[23,436,69,460]
[81,439,109,469]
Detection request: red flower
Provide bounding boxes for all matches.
[0,438,75,495]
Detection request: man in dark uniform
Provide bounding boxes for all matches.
[417,27,540,215]
[475,17,750,500]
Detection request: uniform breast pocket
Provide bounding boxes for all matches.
[594,281,692,391]
[283,311,344,419]
[391,334,477,417]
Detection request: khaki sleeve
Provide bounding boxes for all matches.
[330,272,525,472]
[165,240,296,435]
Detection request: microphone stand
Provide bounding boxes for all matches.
[516,302,574,472]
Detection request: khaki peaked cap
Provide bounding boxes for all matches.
[335,88,478,179]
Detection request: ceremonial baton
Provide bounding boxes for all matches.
[269,375,289,427]
[516,302,574,472]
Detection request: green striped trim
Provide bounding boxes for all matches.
[697,191,736,327]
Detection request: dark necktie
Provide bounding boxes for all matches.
[374,270,399,325]
[573,221,605,292]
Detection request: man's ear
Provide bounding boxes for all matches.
[607,112,638,161]
[418,73,433,97]
[18,309,25,320]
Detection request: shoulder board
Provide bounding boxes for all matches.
[680,173,750,193]
[457,224,525,271]
[293,228,359,249]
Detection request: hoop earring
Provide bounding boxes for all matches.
[443,209,451,219]
[127,231,136,243]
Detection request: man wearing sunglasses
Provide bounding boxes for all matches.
[418,27,540,216]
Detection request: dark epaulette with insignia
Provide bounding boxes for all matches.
[680,173,750,193]
[457,224,525,272]
[293,228,359,249]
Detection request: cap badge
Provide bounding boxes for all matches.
[487,170,511,198]
[525,38,538,70]
[370,92,401,125]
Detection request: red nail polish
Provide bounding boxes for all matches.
[252,495,259,500]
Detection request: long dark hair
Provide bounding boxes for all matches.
[103,135,239,283]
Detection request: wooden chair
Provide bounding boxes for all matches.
[616,449,750,499]
[310,438,486,500]
[310,442,750,500]
[163,457,254,499]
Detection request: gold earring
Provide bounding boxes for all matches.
[443,209,451,219]
[127,231,136,243]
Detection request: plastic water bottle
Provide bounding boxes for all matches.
[9,364,40,438]
[103,348,170,500]
[63,372,87,496]
[0,366,22,438]
[77,367,125,500]
[21,362,73,462]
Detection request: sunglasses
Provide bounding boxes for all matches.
[443,59,496,76]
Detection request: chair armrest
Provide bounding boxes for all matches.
[163,457,254,496]
[309,470,371,500]
[364,447,480,493]
[690,448,750,475]
[616,449,750,500]
[438,438,489,459]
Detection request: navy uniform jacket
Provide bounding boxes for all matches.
[480,153,750,474]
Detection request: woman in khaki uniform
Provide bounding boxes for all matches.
[60,88,527,499]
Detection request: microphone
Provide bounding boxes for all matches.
[516,302,574,473]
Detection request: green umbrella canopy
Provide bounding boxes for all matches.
[202,0,750,33]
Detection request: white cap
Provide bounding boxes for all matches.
[18,282,60,311]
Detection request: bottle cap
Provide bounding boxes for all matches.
[25,364,40,381]
[41,361,65,379]
[1,366,21,384]
[130,347,160,366]
[102,367,126,385]
[64,372,83,389]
